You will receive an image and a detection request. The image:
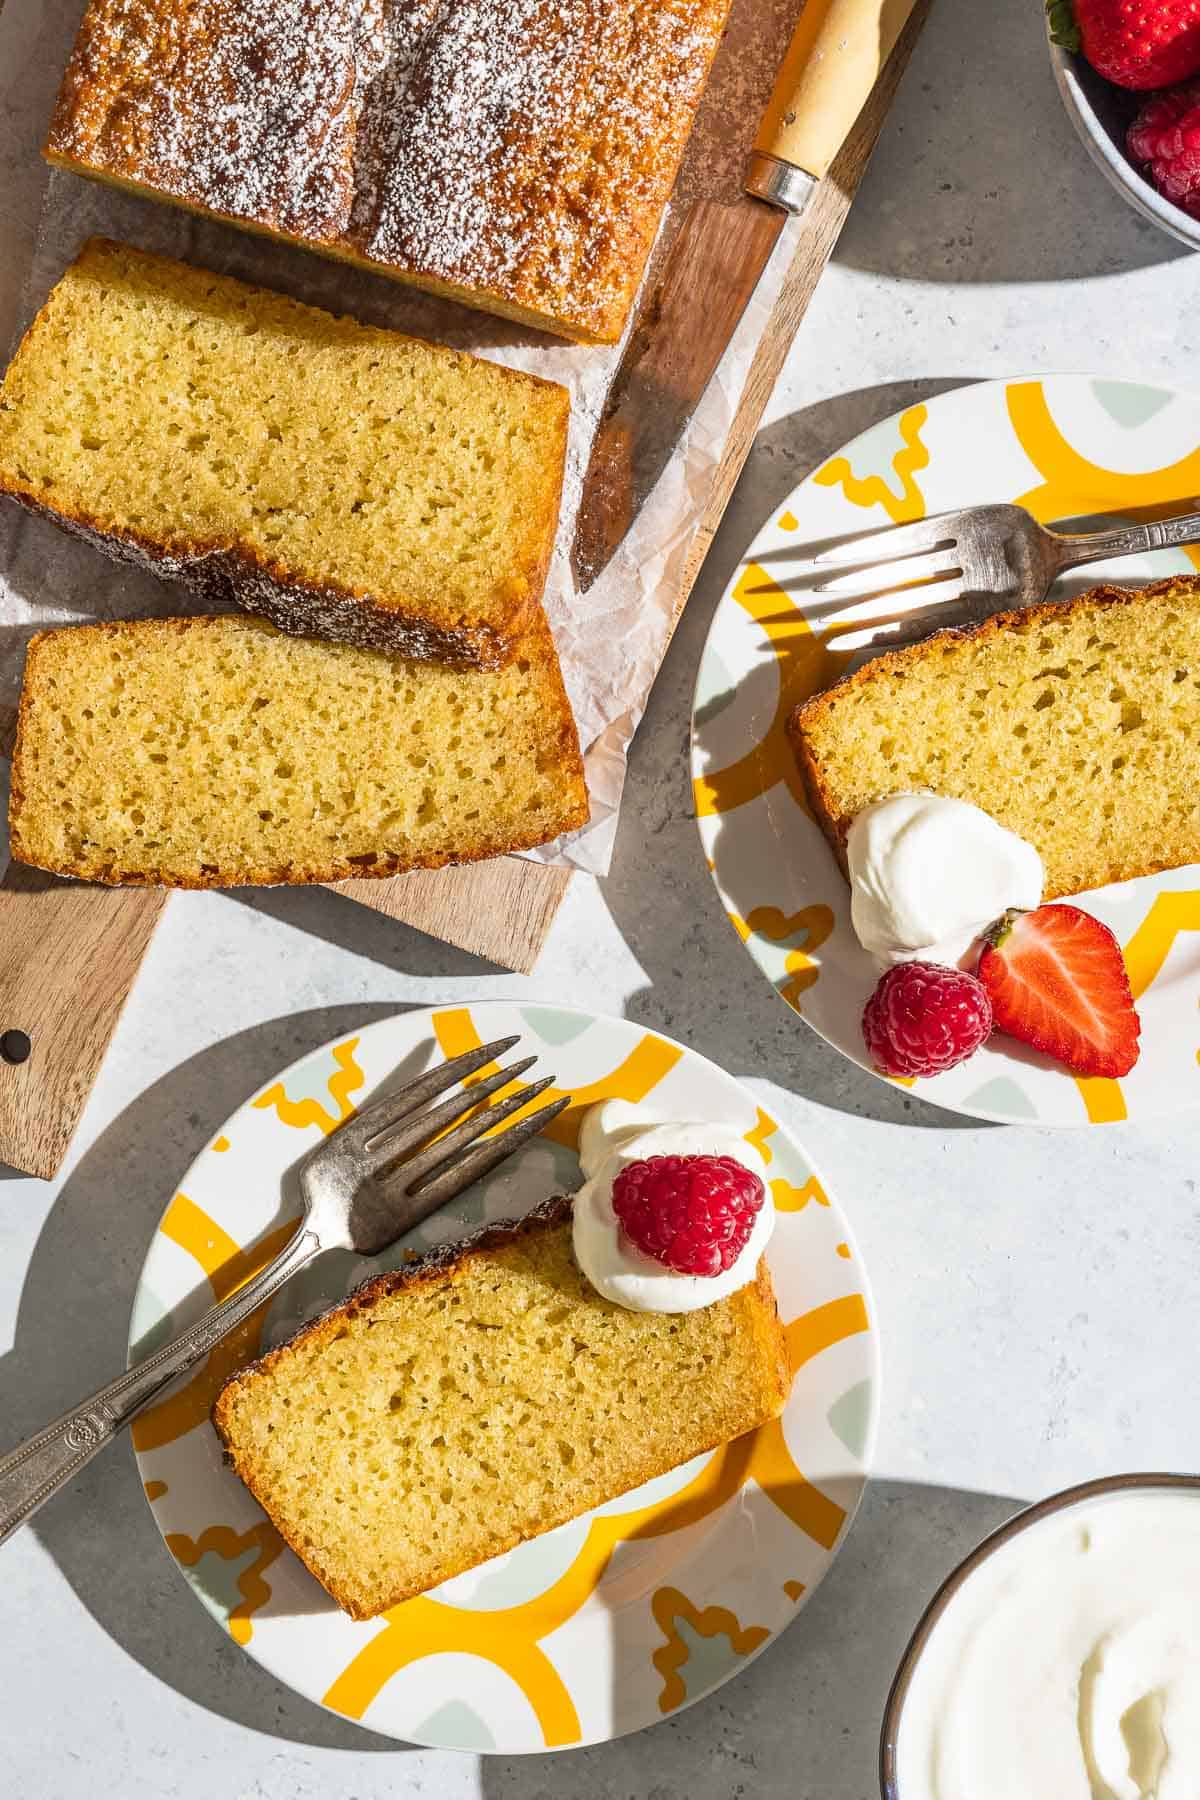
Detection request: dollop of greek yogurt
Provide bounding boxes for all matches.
[895,1487,1200,1800]
[571,1100,774,1313]
[846,792,1044,969]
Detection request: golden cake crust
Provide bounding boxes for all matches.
[46,0,734,344]
[790,577,1200,898]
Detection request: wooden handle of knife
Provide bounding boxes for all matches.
[754,0,921,180]
[0,865,166,1179]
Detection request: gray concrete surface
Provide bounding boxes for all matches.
[3,0,1200,1793]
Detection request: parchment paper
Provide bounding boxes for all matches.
[0,0,807,876]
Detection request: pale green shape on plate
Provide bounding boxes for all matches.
[128,1279,175,1362]
[437,1518,590,1611]
[833,412,913,488]
[592,1450,710,1518]
[827,1380,873,1460]
[663,1612,762,1709]
[519,1006,596,1046]
[1089,381,1172,430]
[182,1544,261,1630]
[958,1077,1039,1122]
[261,1046,349,1110]
[411,1699,497,1752]
[693,643,738,720]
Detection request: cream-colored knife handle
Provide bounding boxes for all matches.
[746,0,920,205]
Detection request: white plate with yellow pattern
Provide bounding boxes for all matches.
[129,1002,878,1752]
[693,375,1200,1127]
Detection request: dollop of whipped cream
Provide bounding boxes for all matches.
[571,1100,774,1314]
[847,792,1043,969]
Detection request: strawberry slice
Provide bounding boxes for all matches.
[977,905,1140,1079]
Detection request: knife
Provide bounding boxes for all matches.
[571,0,923,592]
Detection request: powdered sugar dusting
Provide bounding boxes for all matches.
[357,0,716,324]
[50,0,730,339]
[50,0,389,240]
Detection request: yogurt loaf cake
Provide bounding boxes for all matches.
[212,1197,791,1618]
[790,578,1200,899]
[9,612,588,887]
[45,0,732,345]
[0,239,569,668]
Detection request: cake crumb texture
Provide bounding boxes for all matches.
[9,612,588,887]
[212,1199,791,1618]
[45,0,733,343]
[0,238,569,666]
[790,579,1200,899]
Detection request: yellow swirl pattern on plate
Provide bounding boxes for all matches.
[132,1006,878,1749]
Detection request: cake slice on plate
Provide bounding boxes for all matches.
[213,1196,790,1619]
[790,578,1200,898]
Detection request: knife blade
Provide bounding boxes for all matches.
[571,0,922,593]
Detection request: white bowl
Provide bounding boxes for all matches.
[1048,38,1200,250]
[878,1471,1200,1796]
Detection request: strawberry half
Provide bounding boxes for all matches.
[1048,0,1200,90]
[977,905,1141,1079]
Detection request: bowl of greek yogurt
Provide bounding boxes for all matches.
[880,1472,1200,1800]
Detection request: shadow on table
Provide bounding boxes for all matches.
[600,377,996,1131]
[0,1003,409,1750]
[833,0,1185,286]
[478,1479,1020,1799]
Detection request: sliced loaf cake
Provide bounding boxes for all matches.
[791,578,1200,898]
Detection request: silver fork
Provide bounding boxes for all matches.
[808,503,1200,652]
[0,1034,566,1547]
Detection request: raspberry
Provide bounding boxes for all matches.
[862,961,992,1078]
[1127,84,1200,219]
[611,1153,765,1278]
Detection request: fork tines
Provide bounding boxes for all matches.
[403,1093,570,1207]
[802,510,983,651]
[341,1034,568,1207]
[812,513,961,568]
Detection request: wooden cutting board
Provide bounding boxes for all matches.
[0,0,929,1180]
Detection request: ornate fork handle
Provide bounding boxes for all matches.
[0,1226,319,1547]
[1056,509,1200,569]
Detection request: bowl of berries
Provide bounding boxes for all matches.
[1047,0,1200,246]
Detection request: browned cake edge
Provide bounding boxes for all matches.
[41,158,626,344]
[787,576,1200,899]
[8,612,590,889]
[0,237,570,664]
[212,1195,792,1619]
[0,483,536,670]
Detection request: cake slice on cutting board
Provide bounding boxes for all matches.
[0,238,569,669]
[9,612,588,888]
